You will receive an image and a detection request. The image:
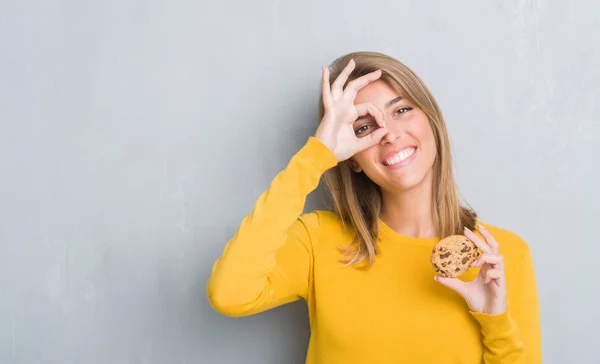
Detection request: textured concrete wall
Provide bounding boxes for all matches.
[1,0,598,362]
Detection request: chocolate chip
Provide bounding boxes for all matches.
[462,257,469,264]
[441,262,447,267]
[461,246,471,253]
[440,252,451,259]
[455,267,460,272]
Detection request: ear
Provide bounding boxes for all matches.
[348,159,363,173]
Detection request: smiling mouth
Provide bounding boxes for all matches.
[383,147,417,166]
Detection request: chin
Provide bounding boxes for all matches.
[383,170,432,192]
[389,179,424,192]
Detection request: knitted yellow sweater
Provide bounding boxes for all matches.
[207,137,542,363]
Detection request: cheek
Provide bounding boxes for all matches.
[406,116,437,165]
[413,117,436,148]
[419,125,438,164]
[352,148,378,169]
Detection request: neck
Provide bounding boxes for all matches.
[379,174,437,239]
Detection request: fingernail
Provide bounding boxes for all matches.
[464,227,471,233]
[478,224,485,230]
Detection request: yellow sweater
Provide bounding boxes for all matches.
[207,137,542,363]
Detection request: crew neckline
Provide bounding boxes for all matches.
[378,217,441,246]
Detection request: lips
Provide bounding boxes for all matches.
[382,146,417,166]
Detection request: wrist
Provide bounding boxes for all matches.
[313,131,337,159]
[470,310,515,336]
[480,301,507,315]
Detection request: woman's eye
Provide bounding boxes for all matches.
[355,124,372,136]
[394,107,413,116]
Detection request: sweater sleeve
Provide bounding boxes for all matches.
[470,245,542,364]
[206,137,338,317]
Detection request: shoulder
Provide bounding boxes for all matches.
[476,221,532,269]
[476,221,529,251]
[297,209,354,243]
[298,209,344,230]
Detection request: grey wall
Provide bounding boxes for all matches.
[1,0,598,363]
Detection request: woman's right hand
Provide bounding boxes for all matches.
[314,59,389,162]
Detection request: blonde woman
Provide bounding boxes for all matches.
[207,52,541,363]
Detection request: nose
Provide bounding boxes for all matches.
[379,123,401,145]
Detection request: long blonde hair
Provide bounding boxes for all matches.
[318,51,477,268]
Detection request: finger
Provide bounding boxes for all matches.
[331,59,355,97]
[321,67,333,110]
[355,102,385,128]
[434,276,468,297]
[356,126,388,151]
[464,227,492,254]
[484,268,503,285]
[343,69,382,100]
[471,253,505,270]
[477,224,500,253]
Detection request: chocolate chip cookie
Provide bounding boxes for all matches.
[430,235,480,278]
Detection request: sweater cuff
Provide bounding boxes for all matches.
[470,310,516,336]
[295,137,338,173]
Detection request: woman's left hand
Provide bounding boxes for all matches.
[435,224,507,315]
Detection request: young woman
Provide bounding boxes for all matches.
[207,51,542,363]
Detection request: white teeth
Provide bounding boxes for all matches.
[384,148,416,166]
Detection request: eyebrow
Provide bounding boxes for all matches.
[355,96,404,122]
[385,96,404,108]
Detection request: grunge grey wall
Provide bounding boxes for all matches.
[1,0,598,363]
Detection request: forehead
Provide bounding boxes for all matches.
[353,80,402,105]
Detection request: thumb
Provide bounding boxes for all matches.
[357,127,387,150]
[435,276,468,297]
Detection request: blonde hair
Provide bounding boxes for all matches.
[318,51,477,268]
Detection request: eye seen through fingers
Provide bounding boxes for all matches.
[354,107,413,136]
